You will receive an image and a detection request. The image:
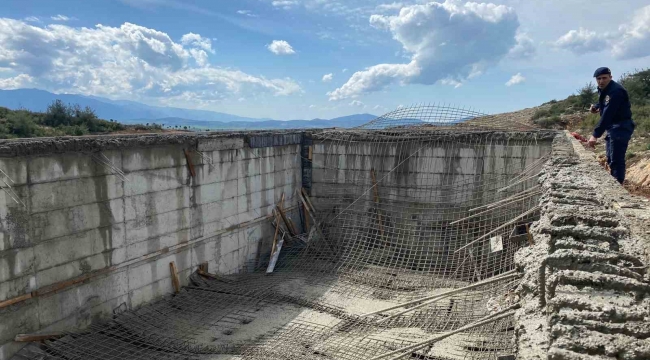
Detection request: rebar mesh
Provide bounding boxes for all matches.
[15,105,556,360]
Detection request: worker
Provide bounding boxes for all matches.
[587,67,635,184]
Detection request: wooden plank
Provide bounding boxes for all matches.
[276,192,298,236]
[169,261,180,293]
[301,187,317,214]
[303,201,310,232]
[15,333,64,342]
[308,145,313,160]
[0,292,32,309]
[266,233,285,274]
[183,149,196,178]
[199,262,208,273]
[370,169,385,240]
[197,269,235,284]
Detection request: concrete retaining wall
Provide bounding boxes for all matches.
[0,132,303,359]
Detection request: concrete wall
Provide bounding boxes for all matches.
[309,133,554,279]
[0,134,302,359]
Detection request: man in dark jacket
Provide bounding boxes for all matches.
[587,67,635,184]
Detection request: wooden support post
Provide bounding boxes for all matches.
[199,262,208,273]
[370,169,385,240]
[169,261,180,293]
[308,145,313,160]
[303,201,310,232]
[277,192,298,236]
[15,333,64,342]
[183,149,196,178]
[0,293,32,309]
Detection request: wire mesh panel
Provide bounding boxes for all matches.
[13,106,558,360]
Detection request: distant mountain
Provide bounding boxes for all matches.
[0,88,377,129]
[122,114,378,130]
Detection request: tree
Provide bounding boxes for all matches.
[577,82,597,109]
[44,100,73,127]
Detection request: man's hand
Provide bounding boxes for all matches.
[589,104,599,114]
[587,135,598,148]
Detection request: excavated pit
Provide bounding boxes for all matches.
[3,107,649,360]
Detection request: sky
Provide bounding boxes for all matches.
[0,0,649,120]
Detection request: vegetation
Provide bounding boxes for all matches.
[0,100,163,139]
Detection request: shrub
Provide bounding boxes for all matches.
[577,82,597,109]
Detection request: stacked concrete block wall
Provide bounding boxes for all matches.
[0,132,303,359]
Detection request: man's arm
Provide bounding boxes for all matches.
[592,89,623,138]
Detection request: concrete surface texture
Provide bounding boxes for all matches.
[514,132,650,360]
[0,132,303,359]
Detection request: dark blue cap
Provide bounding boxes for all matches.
[593,67,611,77]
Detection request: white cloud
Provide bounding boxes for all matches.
[24,16,40,23]
[309,104,316,108]
[267,40,295,55]
[0,18,300,103]
[554,28,602,55]
[237,10,258,17]
[505,73,525,86]
[51,14,74,22]
[509,32,535,59]
[329,1,520,100]
[272,1,298,9]
[554,5,650,59]
[342,68,348,73]
[612,5,650,59]
[181,32,215,53]
[349,99,365,107]
[0,74,34,89]
[322,73,333,82]
[375,2,404,12]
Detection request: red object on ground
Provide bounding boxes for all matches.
[570,132,588,142]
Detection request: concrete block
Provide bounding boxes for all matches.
[0,157,28,186]
[193,160,238,185]
[125,228,190,261]
[0,204,30,251]
[122,146,186,172]
[34,224,125,271]
[191,182,223,206]
[124,187,190,221]
[190,236,220,268]
[125,208,191,245]
[35,252,112,288]
[0,248,35,282]
[239,158,262,178]
[31,199,125,243]
[220,179,239,201]
[124,167,187,197]
[0,274,36,302]
[0,301,39,344]
[220,231,240,256]
[29,151,121,184]
[238,175,264,196]
[212,149,240,164]
[198,138,244,152]
[37,292,129,335]
[127,250,191,292]
[29,175,123,214]
[128,277,172,310]
[37,270,129,328]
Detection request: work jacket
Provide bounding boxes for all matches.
[592,80,634,139]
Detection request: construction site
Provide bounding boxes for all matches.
[1,105,649,360]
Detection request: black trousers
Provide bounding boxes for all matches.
[605,134,630,184]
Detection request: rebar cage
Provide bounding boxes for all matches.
[15,105,556,360]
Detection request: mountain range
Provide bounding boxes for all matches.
[0,89,378,129]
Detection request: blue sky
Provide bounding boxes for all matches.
[0,0,649,120]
